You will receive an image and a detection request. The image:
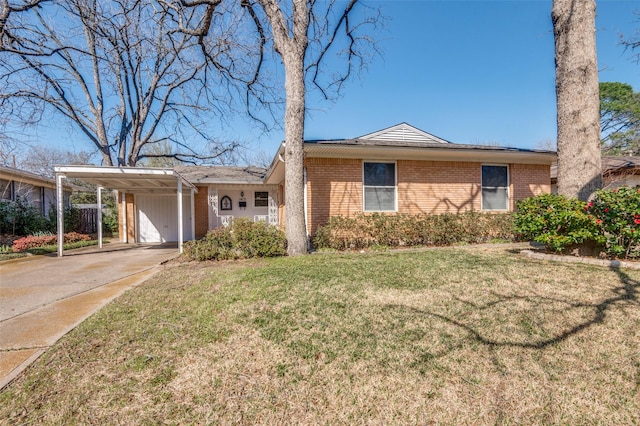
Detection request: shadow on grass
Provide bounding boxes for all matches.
[385,266,638,351]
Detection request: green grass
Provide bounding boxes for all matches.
[1,246,639,424]
[0,252,27,261]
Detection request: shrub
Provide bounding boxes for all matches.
[312,211,515,251]
[514,194,603,253]
[0,198,49,236]
[182,218,287,261]
[586,187,640,259]
[47,204,81,234]
[11,232,91,252]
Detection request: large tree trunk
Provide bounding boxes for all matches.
[282,46,308,256]
[552,0,602,200]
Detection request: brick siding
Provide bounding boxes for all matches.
[194,186,209,238]
[304,158,550,234]
[510,164,551,210]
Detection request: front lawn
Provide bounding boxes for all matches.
[1,247,638,424]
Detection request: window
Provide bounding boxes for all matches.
[363,162,396,211]
[254,191,268,207]
[482,165,509,210]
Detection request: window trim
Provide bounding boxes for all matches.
[481,164,510,211]
[254,191,269,208]
[362,160,398,212]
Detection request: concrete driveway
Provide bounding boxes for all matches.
[0,243,179,389]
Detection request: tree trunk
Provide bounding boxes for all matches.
[552,0,602,200]
[283,50,308,255]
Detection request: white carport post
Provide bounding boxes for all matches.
[177,178,183,253]
[121,191,127,243]
[97,186,103,249]
[56,173,65,257]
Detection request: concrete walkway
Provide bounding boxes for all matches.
[0,243,179,389]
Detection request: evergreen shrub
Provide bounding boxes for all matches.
[312,211,515,251]
[182,218,287,261]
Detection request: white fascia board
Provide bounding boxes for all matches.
[53,165,198,190]
[304,144,557,165]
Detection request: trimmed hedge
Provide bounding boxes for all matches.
[183,218,287,261]
[312,211,515,251]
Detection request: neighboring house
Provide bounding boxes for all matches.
[0,166,75,216]
[55,123,556,247]
[551,156,640,193]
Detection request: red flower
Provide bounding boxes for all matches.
[604,208,609,213]
[635,218,640,225]
[596,219,602,225]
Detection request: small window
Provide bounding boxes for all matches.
[363,162,396,212]
[254,191,268,207]
[482,165,509,211]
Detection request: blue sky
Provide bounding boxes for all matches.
[10,0,640,162]
[297,0,640,153]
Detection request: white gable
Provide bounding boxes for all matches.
[358,123,450,144]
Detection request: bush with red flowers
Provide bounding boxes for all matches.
[11,232,91,253]
[586,186,640,259]
[515,187,640,259]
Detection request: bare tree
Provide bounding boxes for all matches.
[17,146,94,178]
[552,0,602,200]
[1,0,51,50]
[0,0,253,166]
[239,0,379,255]
[621,11,639,63]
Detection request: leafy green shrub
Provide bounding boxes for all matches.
[586,187,640,259]
[0,198,49,235]
[514,194,604,253]
[182,218,287,261]
[312,211,515,251]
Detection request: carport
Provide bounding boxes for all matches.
[53,166,197,256]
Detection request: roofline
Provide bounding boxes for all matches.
[0,166,79,191]
[53,165,198,191]
[303,143,557,164]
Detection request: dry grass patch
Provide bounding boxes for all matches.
[1,248,639,424]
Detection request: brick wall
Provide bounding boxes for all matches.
[510,164,551,210]
[305,158,362,234]
[304,158,551,234]
[194,186,209,239]
[397,160,482,214]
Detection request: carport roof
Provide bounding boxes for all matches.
[53,165,197,195]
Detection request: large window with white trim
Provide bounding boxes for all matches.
[363,162,396,212]
[481,165,509,211]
